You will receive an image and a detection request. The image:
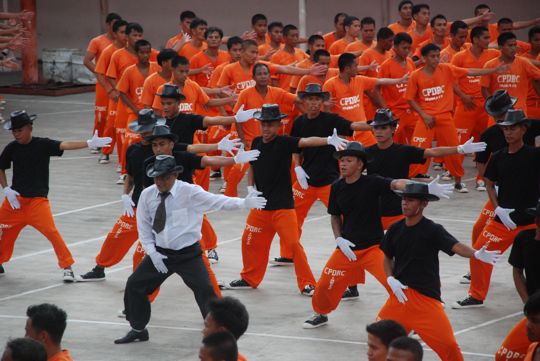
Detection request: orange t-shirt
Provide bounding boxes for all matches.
[388,21,416,34]
[270,48,308,90]
[217,61,278,94]
[329,38,354,55]
[344,40,375,54]
[259,43,281,57]
[189,50,231,87]
[414,37,451,58]
[179,42,208,60]
[408,27,433,54]
[117,62,160,117]
[48,349,73,361]
[379,57,416,110]
[358,48,391,76]
[153,78,210,114]
[233,86,297,145]
[106,48,137,80]
[405,63,469,116]
[141,72,169,107]
[296,69,340,92]
[95,43,120,76]
[481,56,540,114]
[238,352,248,361]
[451,48,500,98]
[289,58,314,90]
[166,33,184,48]
[522,52,540,107]
[524,342,539,361]
[323,75,378,121]
[323,31,338,49]
[440,45,461,63]
[87,34,113,62]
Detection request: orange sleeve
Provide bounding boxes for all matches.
[480,60,496,89]
[322,78,335,96]
[233,90,247,113]
[116,69,130,93]
[87,38,99,54]
[357,52,370,66]
[378,60,389,79]
[141,76,156,107]
[404,72,418,101]
[360,75,378,92]
[94,52,108,75]
[524,57,540,79]
[152,85,164,110]
[296,75,309,93]
[106,55,118,79]
[217,66,231,88]
[448,64,469,79]
[279,88,297,106]
[195,83,211,105]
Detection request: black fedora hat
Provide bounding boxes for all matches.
[333,141,372,162]
[156,84,186,100]
[146,154,184,178]
[395,182,440,201]
[525,200,540,217]
[128,109,162,133]
[497,109,529,127]
[4,110,36,130]
[484,90,517,117]
[253,104,287,122]
[145,125,179,143]
[367,108,399,126]
[298,83,330,101]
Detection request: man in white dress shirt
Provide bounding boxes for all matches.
[114,155,267,344]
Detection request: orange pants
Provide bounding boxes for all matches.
[469,219,535,300]
[409,112,464,178]
[115,128,126,173]
[93,83,109,137]
[280,182,331,259]
[312,245,389,314]
[0,197,74,269]
[194,168,211,191]
[496,317,531,361]
[393,108,419,145]
[123,127,141,171]
[454,98,490,144]
[95,213,139,267]
[224,163,249,197]
[381,215,405,231]
[471,200,495,246]
[240,209,315,291]
[102,99,118,156]
[200,215,218,251]
[378,288,464,361]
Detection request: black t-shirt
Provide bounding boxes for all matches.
[484,145,540,225]
[165,113,206,144]
[509,229,540,296]
[125,142,154,207]
[328,174,393,249]
[143,147,201,188]
[366,143,426,216]
[250,135,300,210]
[475,119,540,164]
[290,112,353,187]
[0,137,63,197]
[380,217,458,301]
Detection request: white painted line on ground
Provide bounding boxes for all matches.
[10,235,107,261]
[52,200,121,217]
[5,99,94,105]
[453,311,522,336]
[0,315,494,357]
[39,109,93,116]
[431,217,476,224]
[52,155,117,161]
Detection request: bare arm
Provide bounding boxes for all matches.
[247,166,254,187]
[330,214,343,239]
[376,75,408,87]
[481,86,491,100]
[0,169,8,188]
[513,17,540,30]
[366,88,386,108]
[476,161,487,178]
[123,174,134,195]
[119,92,139,114]
[293,153,302,168]
[236,125,247,146]
[513,267,529,304]
[207,97,235,108]
[424,146,459,158]
[201,155,235,168]
[451,242,477,258]
[485,178,499,208]
[83,51,97,73]
[59,141,89,151]
[95,73,114,94]
[350,121,371,131]
[298,136,328,148]
[186,143,219,154]
[389,179,410,191]
[408,99,434,129]
[202,115,236,127]
[383,254,394,277]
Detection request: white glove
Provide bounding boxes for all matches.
[295,166,310,190]
[474,245,502,265]
[336,237,357,261]
[427,175,453,199]
[87,130,112,148]
[234,105,258,123]
[495,206,517,230]
[457,137,487,154]
[148,251,168,273]
[387,276,408,304]
[247,186,262,198]
[121,194,135,218]
[243,195,267,210]
[217,134,241,156]
[326,128,348,150]
[3,186,20,209]
[234,149,260,164]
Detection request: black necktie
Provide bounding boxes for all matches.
[152,192,170,234]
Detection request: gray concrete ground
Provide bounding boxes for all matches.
[0,93,525,360]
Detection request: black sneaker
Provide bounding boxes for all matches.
[0,264,4,277]
[341,286,359,301]
[78,266,105,282]
[225,279,252,290]
[451,295,484,309]
[301,285,315,297]
[98,154,110,164]
[460,272,471,284]
[210,170,222,179]
[303,314,328,329]
[63,267,75,283]
[412,173,433,180]
[207,249,219,264]
[269,257,294,266]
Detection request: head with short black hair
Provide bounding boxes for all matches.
[412,4,430,25]
[227,36,243,62]
[497,17,514,33]
[430,14,447,28]
[251,13,268,37]
[450,20,468,35]
[157,48,178,67]
[361,16,376,28]
[112,19,128,34]
[334,12,348,25]
[524,291,540,342]
[241,39,259,65]
[268,21,283,32]
[388,336,423,361]
[308,34,325,55]
[430,14,447,39]
[252,62,271,86]
[360,17,376,42]
[313,49,330,63]
[474,4,491,16]
[450,20,469,48]
[190,18,208,31]
[205,26,224,40]
[203,296,249,340]
[366,320,407,361]
[105,12,122,24]
[227,36,243,50]
[190,18,208,41]
[25,304,67,346]
[134,39,151,52]
[283,25,300,47]
[498,32,517,47]
[338,52,357,73]
[470,26,490,49]
[377,27,394,41]
[334,12,348,36]
[134,39,152,65]
[398,0,413,11]
[308,34,324,46]
[172,55,189,68]
[126,23,144,47]
[200,332,238,361]
[251,13,267,25]
[180,10,196,22]
[420,43,440,57]
[283,24,298,37]
[529,26,540,42]
[394,32,412,46]
[126,22,143,35]
[393,32,412,58]
[344,15,360,29]
[421,43,441,68]
[2,338,47,361]
[171,56,190,85]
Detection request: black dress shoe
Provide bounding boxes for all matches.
[114,329,149,344]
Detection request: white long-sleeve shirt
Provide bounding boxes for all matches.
[136,180,247,254]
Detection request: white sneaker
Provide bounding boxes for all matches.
[63,268,75,283]
[116,165,122,173]
[432,162,443,171]
[116,174,126,185]
[117,309,126,318]
[454,183,469,193]
[98,154,110,164]
[90,148,99,154]
[476,180,486,192]
[219,182,227,194]
[441,170,452,181]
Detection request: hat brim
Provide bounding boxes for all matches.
[128,120,156,133]
[395,190,440,201]
[367,119,400,126]
[484,96,518,116]
[145,164,184,178]
[156,92,186,101]
[496,118,530,127]
[298,91,330,101]
[333,149,372,162]
[145,133,179,143]
[253,110,288,122]
[3,114,36,130]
